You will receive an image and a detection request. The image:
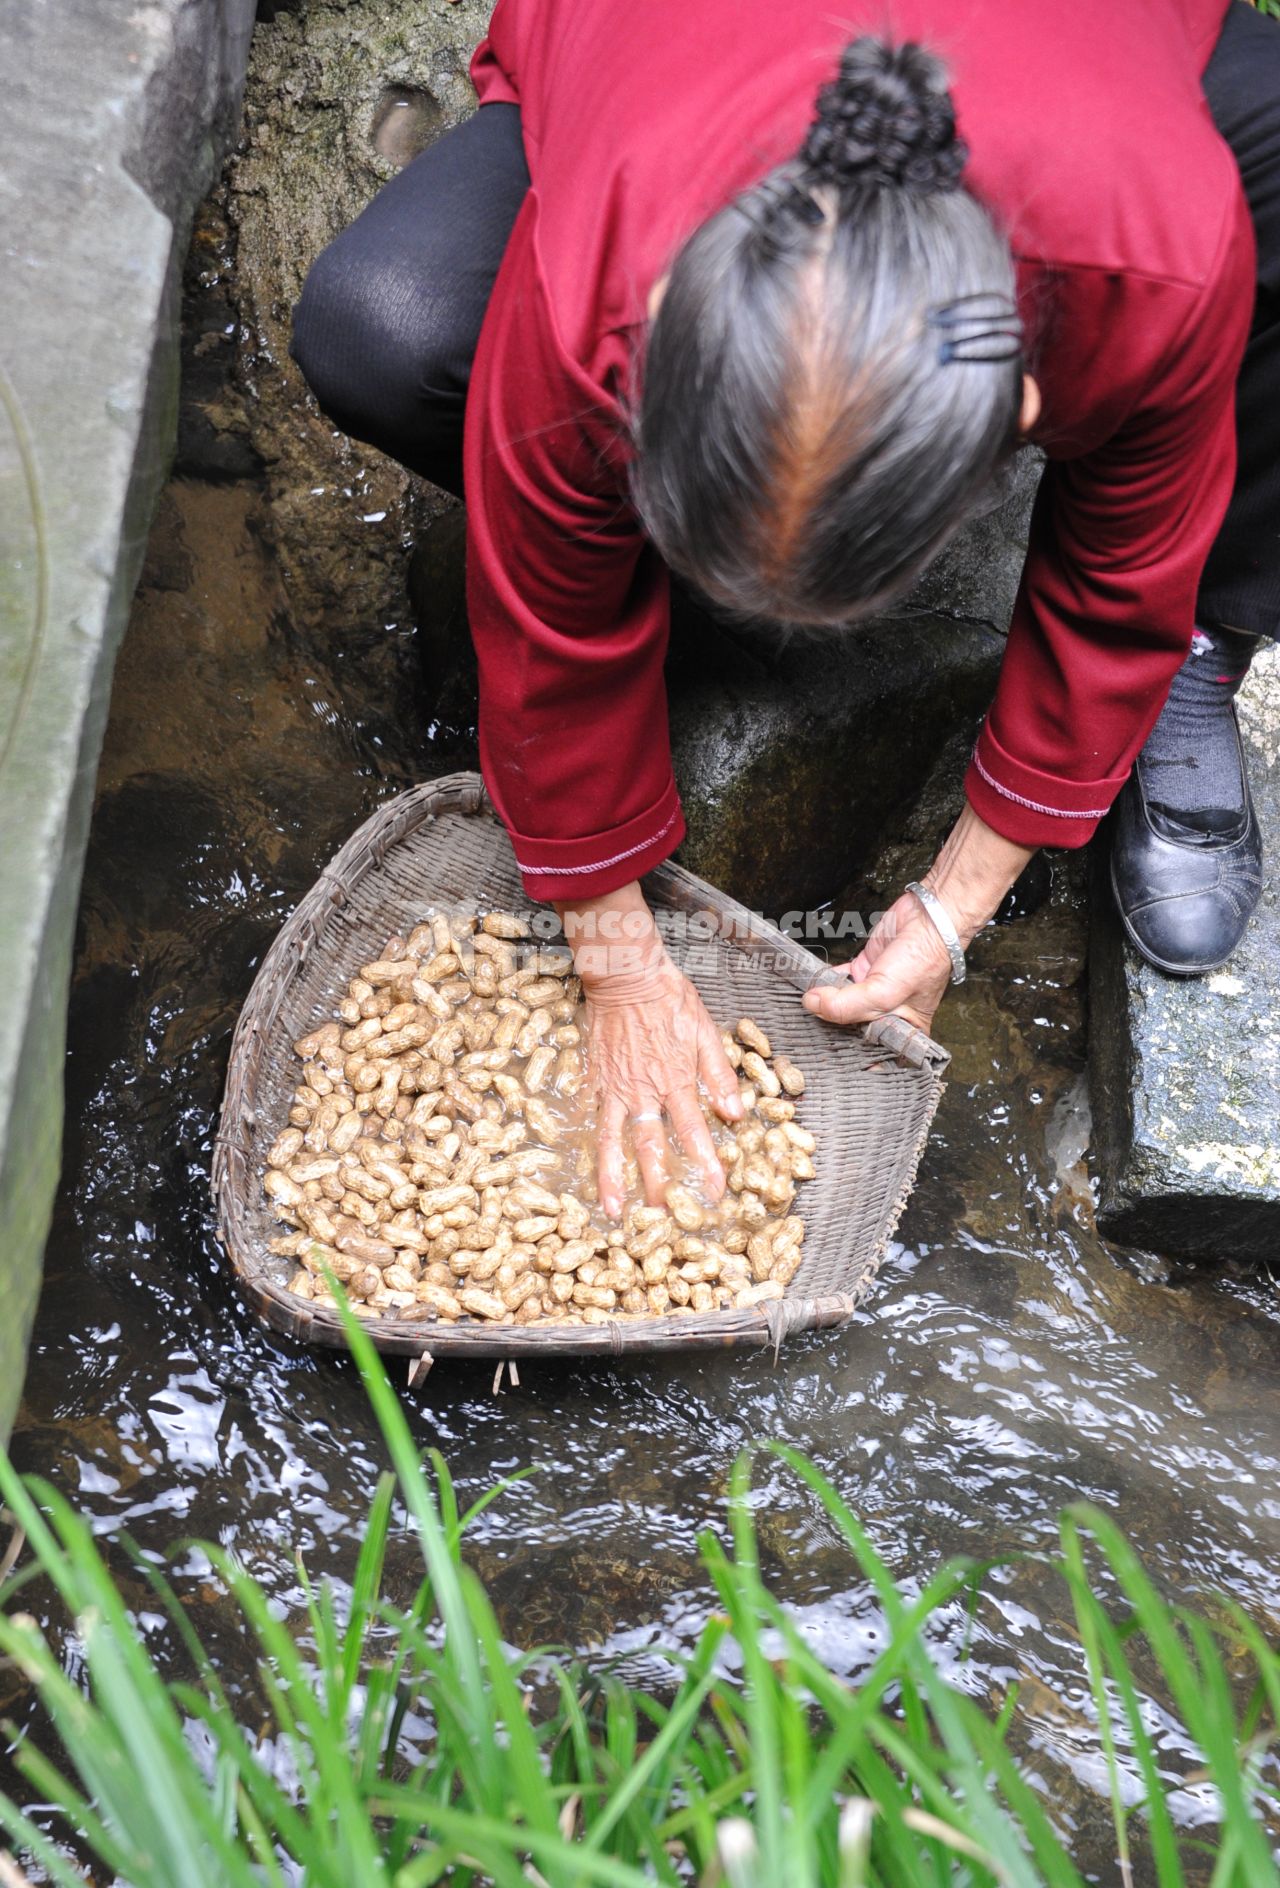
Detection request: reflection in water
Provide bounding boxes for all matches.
[4,317,1279,1888]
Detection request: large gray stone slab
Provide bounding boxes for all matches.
[1090,645,1280,1262]
[0,0,255,1439]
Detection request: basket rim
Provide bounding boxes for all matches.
[212,773,945,1363]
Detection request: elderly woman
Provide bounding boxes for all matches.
[292,0,1277,1216]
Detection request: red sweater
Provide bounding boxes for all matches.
[466,0,1252,899]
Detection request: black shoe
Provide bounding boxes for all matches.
[1109,711,1263,976]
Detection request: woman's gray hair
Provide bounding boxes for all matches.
[630,38,1023,627]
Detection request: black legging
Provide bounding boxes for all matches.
[291,6,1280,634]
[291,102,529,498]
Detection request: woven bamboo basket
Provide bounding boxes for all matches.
[212,774,949,1364]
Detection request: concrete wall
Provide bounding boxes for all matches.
[0,0,256,1440]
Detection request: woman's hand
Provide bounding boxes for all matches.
[803,800,1036,1036]
[802,888,953,1033]
[556,882,742,1218]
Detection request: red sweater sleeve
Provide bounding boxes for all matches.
[965,200,1255,849]
[470,2,519,107]
[463,195,684,903]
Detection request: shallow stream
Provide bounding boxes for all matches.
[3,239,1279,1886]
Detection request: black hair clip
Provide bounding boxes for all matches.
[927,291,1023,365]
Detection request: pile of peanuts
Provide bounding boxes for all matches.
[262,911,816,1328]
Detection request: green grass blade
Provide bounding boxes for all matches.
[581,1662,719,1851]
[328,1279,504,1808]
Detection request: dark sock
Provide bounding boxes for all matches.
[1137,624,1258,817]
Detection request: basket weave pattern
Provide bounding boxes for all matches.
[213,776,948,1361]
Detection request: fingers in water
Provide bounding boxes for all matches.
[630,1109,672,1207]
[667,1086,727,1203]
[597,1093,630,1219]
[698,1027,743,1122]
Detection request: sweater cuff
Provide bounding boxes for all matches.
[504,779,686,902]
[470,38,520,106]
[964,720,1129,851]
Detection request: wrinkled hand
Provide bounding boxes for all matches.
[802,888,954,1035]
[583,953,743,1218]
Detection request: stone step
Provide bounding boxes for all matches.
[1090,644,1280,1262]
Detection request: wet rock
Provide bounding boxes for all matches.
[405,507,477,731]
[996,848,1054,924]
[173,199,265,484]
[479,1541,690,1652]
[829,722,975,931]
[901,447,1042,634]
[372,83,448,167]
[0,0,255,1438]
[669,603,1005,916]
[220,0,493,643]
[833,717,1074,951]
[1090,644,1280,1262]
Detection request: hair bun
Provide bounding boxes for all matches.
[801,37,967,194]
